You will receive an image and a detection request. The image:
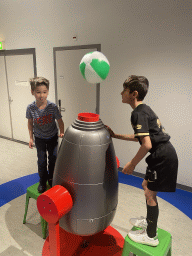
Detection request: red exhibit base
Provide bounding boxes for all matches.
[42,226,124,256]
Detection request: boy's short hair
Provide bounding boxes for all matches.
[30,77,49,92]
[123,75,149,101]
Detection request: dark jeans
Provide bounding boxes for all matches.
[35,134,58,186]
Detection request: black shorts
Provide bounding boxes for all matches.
[145,141,178,192]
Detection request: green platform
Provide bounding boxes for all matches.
[23,182,51,239]
[122,227,172,256]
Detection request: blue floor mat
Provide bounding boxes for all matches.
[0,172,192,220]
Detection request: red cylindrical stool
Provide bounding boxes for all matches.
[37,185,73,223]
[37,185,73,256]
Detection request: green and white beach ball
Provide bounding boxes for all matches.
[79,51,110,84]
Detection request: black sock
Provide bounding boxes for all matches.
[145,200,147,220]
[146,203,159,238]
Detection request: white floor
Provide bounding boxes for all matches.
[0,138,192,255]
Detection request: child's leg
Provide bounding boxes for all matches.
[145,187,157,206]
[46,134,58,186]
[128,184,159,246]
[129,179,150,228]
[145,188,158,238]
[142,179,149,208]
[142,179,148,192]
[35,137,48,187]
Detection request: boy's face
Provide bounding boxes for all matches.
[32,85,49,105]
[121,86,139,105]
[121,87,132,104]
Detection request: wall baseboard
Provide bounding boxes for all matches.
[0,135,191,193]
[0,135,28,146]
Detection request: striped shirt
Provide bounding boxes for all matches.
[26,100,62,139]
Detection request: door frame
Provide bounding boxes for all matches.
[53,44,101,114]
[0,48,37,145]
[0,48,37,74]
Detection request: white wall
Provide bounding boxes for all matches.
[0,0,191,188]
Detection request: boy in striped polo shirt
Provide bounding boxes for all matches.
[26,77,64,193]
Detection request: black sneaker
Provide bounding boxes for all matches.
[38,183,46,193]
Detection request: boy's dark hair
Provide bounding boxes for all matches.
[30,77,49,92]
[123,75,149,101]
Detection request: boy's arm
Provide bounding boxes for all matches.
[123,136,152,174]
[28,119,34,148]
[57,118,64,137]
[115,134,138,142]
[105,126,138,142]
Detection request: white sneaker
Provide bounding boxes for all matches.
[128,229,159,246]
[129,216,147,229]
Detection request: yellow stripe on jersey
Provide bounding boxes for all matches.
[135,133,150,136]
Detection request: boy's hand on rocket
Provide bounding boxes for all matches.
[59,133,64,138]
[105,125,116,138]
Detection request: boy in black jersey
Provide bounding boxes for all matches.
[106,75,178,246]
